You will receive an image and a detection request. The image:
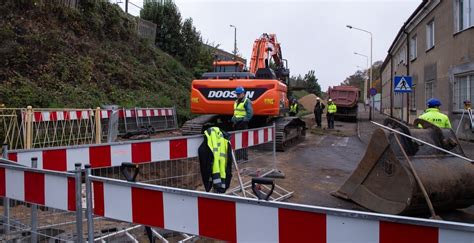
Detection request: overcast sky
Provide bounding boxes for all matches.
[118,0,421,90]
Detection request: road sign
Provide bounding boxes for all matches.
[394,76,412,93]
[369,88,377,96]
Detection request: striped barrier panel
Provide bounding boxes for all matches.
[23,110,94,122]
[89,175,474,243]
[7,126,274,171]
[23,108,175,122]
[0,162,77,211]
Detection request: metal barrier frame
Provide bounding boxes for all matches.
[86,173,474,242]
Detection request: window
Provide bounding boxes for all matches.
[453,74,474,111]
[426,20,435,50]
[425,80,434,101]
[409,35,417,60]
[455,0,474,32]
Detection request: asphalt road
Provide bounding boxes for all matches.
[249,106,474,223]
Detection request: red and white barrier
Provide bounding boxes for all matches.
[0,164,76,211]
[22,107,175,122]
[107,108,174,119]
[24,110,94,122]
[8,126,274,171]
[91,177,474,243]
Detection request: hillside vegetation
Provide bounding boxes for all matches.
[0,1,203,121]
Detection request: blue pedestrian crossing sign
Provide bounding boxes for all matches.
[394,76,413,93]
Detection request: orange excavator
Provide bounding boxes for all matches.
[182,33,306,151]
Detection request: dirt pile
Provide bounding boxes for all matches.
[298,94,324,112]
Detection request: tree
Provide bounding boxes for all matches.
[304,70,322,96]
[141,0,183,57]
[140,0,213,77]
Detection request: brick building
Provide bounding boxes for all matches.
[381,0,474,139]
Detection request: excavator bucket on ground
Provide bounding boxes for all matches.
[333,118,474,215]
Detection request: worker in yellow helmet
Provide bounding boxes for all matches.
[418,98,452,129]
[327,99,337,129]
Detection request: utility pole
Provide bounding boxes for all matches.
[125,0,128,13]
[230,25,237,60]
[347,25,374,120]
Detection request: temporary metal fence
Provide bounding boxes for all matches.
[1,144,474,242]
[115,107,177,136]
[0,106,178,150]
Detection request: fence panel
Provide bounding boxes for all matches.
[86,174,474,243]
[0,108,25,150]
[0,161,81,242]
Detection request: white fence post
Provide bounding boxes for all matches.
[85,164,95,242]
[30,157,38,243]
[74,163,84,242]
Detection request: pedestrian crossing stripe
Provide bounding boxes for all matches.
[394,76,412,92]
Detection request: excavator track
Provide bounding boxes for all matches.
[273,117,306,151]
[181,114,219,135]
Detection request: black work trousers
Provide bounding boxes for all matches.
[327,113,335,129]
[314,112,322,127]
[233,120,249,161]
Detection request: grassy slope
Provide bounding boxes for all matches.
[0,2,194,120]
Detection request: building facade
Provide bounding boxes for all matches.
[381,0,474,139]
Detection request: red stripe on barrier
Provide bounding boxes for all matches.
[170,139,187,159]
[93,181,105,216]
[131,110,136,117]
[90,146,111,168]
[67,177,76,211]
[50,111,57,121]
[8,153,17,162]
[230,135,236,150]
[264,128,269,142]
[119,110,125,118]
[379,221,438,243]
[132,142,151,163]
[278,208,326,243]
[34,112,42,122]
[43,149,67,171]
[0,167,5,197]
[150,109,155,116]
[132,187,164,228]
[76,111,82,120]
[198,197,237,242]
[241,131,248,148]
[24,171,45,205]
[253,130,259,144]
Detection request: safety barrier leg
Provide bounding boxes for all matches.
[31,157,38,243]
[74,163,84,242]
[2,144,10,236]
[173,106,178,129]
[85,164,94,242]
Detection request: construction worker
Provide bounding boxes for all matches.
[198,127,232,193]
[418,98,452,129]
[289,98,299,116]
[232,86,253,130]
[313,97,325,128]
[327,99,337,129]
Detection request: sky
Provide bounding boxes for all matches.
[117,0,421,91]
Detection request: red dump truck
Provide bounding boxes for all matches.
[327,85,360,121]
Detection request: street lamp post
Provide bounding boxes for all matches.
[347,25,373,120]
[354,52,369,105]
[229,25,237,60]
